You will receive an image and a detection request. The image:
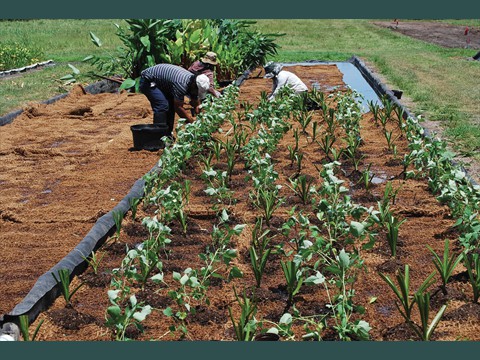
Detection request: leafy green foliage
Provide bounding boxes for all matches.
[0,41,44,71]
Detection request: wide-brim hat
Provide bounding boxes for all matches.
[196,74,210,100]
[201,51,218,66]
[263,61,283,79]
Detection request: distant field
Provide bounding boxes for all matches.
[1,19,479,159]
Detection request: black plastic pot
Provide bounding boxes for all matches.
[130,124,170,151]
[473,51,480,60]
[392,89,403,99]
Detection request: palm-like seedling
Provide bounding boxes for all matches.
[288,174,314,205]
[112,209,124,239]
[317,133,336,161]
[379,265,435,323]
[296,110,313,135]
[463,251,480,303]
[367,100,380,126]
[51,268,84,307]
[281,260,304,312]
[385,213,406,258]
[254,187,283,227]
[228,287,258,341]
[250,246,272,288]
[412,291,447,341]
[128,197,140,221]
[311,121,319,143]
[427,240,463,295]
[294,152,304,175]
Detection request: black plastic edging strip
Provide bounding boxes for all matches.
[0,163,160,327]
[0,79,120,127]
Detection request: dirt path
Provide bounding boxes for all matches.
[372,20,480,50]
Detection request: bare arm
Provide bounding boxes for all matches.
[173,99,195,123]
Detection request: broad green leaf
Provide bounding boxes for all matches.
[163,307,173,317]
[120,78,136,91]
[228,266,243,280]
[190,28,202,44]
[140,35,151,52]
[59,74,74,80]
[279,313,292,325]
[350,221,365,237]
[133,305,152,322]
[107,289,120,301]
[172,271,181,281]
[338,249,350,269]
[68,64,80,75]
[221,209,229,222]
[107,305,121,318]
[180,274,189,285]
[151,273,164,282]
[305,271,325,285]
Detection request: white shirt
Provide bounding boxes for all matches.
[268,70,308,101]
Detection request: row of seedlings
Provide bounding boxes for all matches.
[103,86,242,340]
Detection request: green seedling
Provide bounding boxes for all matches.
[463,251,480,303]
[384,129,400,152]
[296,110,313,135]
[288,174,314,205]
[311,121,319,143]
[317,133,336,161]
[112,209,124,239]
[427,240,463,295]
[294,152,304,175]
[385,213,406,258]
[105,292,151,341]
[128,197,140,221]
[228,286,258,341]
[250,246,272,288]
[51,268,84,307]
[254,187,283,227]
[80,249,106,275]
[379,265,435,323]
[19,315,44,341]
[394,105,405,130]
[367,100,380,126]
[359,163,374,193]
[412,291,447,341]
[287,145,297,167]
[281,260,304,312]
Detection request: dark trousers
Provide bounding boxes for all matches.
[139,77,176,132]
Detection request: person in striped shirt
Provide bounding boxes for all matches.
[140,63,210,136]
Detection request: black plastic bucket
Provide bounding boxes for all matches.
[130,124,170,151]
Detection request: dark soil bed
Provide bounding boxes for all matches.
[2,64,480,341]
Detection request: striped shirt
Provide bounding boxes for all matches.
[141,64,196,101]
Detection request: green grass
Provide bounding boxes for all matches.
[1,19,479,157]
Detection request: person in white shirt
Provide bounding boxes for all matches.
[263,62,308,101]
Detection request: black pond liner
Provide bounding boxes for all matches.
[1,57,478,337]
